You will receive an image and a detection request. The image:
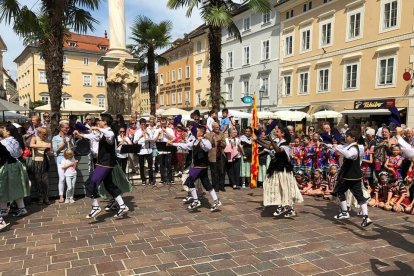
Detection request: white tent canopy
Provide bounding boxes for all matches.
[257,111,276,119]
[312,110,342,120]
[274,110,309,121]
[218,110,252,119]
[34,99,105,113]
[160,108,191,116]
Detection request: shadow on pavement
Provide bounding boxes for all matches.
[370,259,414,275]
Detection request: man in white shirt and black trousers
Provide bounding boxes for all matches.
[332,129,372,227]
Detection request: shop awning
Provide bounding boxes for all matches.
[341,108,405,116]
[271,104,309,112]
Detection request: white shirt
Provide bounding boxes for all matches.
[206,117,215,133]
[397,136,414,158]
[336,142,364,164]
[83,130,100,157]
[133,128,155,155]
[61,157,77,176]
[116,135,132,158]
[99,127,115,144]
[1,137,22,159]
[157,127,175,154]
[172,138,212,152]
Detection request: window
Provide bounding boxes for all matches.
[160,74,164,85]
[243,17,251,31]
[39,71,47,83]
[260,76,269,97]
[84,97,92,104]
[185,66,190,78]
[227,51,233,69]
[196,90,201,105]
[97,96,105,108]
[381,0,399,31]
[40,93,49,104]
[285,35,293,56]
[62,93,71,101]
[299,72,309,94]
[63,73,70,85]
[97,75,105,87]
[196,41,202,53]
[186,90,190,102]
[160,94,164,105]
[320,19,333,47]
[286,10,294,19]
[83,74,92,86]
[99,45,107,51]
[263,11,271,24]
[172,70,176,82]
[378,56,395,86]
[69,41,77,47]
[303,1,312,12]
[262,40,270,60]
[177,91,182,104]
[301,27,311,52]
[172,93,176,105]
[283,75,292,96]
[243,46,250,65]
[83,57,89,65]
[178,68,182,80]
[227,83,233,100]
[196,63,202,78]
[347,8,363,40]
[243,80,250,96]
[344,62,359,90]
[63,55,67,63]
[317,67,330,92]
[227,28,234,38]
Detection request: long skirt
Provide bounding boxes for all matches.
[240,158,251,177]
[263,169,304,207]
[0,161,30,202]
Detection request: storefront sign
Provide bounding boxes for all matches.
[241,95,253,104]
[354,99,395,109]
[160,82,191,92]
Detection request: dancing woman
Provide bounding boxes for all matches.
[256,126,303,218]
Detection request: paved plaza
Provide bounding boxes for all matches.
[0,184,413,276]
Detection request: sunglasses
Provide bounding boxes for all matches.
[44,116,49,118]
[119,130,125,133]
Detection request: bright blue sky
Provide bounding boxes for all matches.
[0,0,203,78]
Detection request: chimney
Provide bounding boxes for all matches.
[104,30,108,38]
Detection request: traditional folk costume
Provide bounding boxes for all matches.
[240,135,253,187]
[0,138,30,222]
[172,138,222,211]
[333,142,372,227]
[303,144,315,176]
[263,138,303,217]
[258,145,270,186]
[85,127,130,219]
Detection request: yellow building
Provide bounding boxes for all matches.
[15,32,109,109]
[137,74,157,115]
[277,0,414,125]
[190,24,210,109]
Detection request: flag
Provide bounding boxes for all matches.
[250,96,259,189]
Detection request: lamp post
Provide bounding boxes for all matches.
[259,85,265,111]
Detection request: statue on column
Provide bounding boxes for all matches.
[106,58,138,115]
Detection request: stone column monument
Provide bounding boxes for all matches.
[99,0,139,115]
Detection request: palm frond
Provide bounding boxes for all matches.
[243,0,271,13]
[227,21,242,42]
[0,0,21,25]
[69,0,100,10]
[155,55,169,66]
[65,6,99,33]
[203,5,233,28]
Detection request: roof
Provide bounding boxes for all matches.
[160,24,208,56]
[0,35,6,51]
[64,32,109,53]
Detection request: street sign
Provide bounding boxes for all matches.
[241,96,253,104]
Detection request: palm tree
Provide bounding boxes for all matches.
[0,0,100,129]
[167,0,271,111]
[128,16,172,116]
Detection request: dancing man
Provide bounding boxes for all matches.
[168,125,222,211]
[332,130,372,227]
[84,113,129,219]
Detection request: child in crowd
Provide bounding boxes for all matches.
[385,145,404,180]
[302,135,315,178]
[369,171,389,208]
[323,164,339,200]
[306,169,325,196]
[384,177,409,212]
[295,170,309,193]
[60,149,78,203]
[290,137,303,173]
[361,143,373,186]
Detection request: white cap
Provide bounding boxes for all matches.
[12,123,22,128]
[366,128,375,136]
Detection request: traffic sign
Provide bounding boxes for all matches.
[241,96,253,104]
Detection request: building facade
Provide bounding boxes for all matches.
[278,0,414,125]
[0,36,6,100]
[221,2,281,112]
[3,69,17,103]
[138,74,157,115]
[15,33,109,109]
[158,33,195,110]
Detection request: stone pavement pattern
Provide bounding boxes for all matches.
[0,185,413,276]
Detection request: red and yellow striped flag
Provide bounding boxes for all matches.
[250,96,259,189]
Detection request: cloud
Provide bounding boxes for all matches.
[0,0,203,79]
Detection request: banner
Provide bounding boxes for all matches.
[250,96,259,189]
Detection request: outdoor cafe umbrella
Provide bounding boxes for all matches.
[0,111,28,121]
[0,98,29,122]
[312,110,343,120]
[161,108,191,116]
[257,111,276,119]
[274,110,309,121]
[34,99,105,113]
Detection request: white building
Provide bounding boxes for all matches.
[221,3,281,112]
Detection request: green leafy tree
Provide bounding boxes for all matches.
[0,0,100,129]
[128,15,172,116]
[167,0,271,111]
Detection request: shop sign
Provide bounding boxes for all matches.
[354,99,395,109]
[241,95,253,104]
[160,82,191,92]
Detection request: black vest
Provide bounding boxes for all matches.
[267,141,293,175]
[340,144,362,180]
[192,141,209,167]
[96,135,116,167]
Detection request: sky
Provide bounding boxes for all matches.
[0,0,204,79]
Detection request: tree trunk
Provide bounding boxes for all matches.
[208,25,222,112]
[147,46,157,116]
[43,0,65,134]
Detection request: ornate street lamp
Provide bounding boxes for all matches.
[259,85,265,111]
